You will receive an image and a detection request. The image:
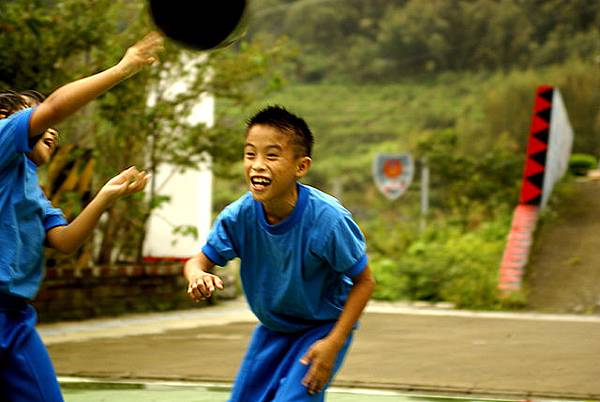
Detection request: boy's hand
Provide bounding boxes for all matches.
[187,272,224,301]
[98,166,151,202]
[300,338,342,395]
[116,32,164,78]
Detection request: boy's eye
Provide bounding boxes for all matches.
[267,154,279,159]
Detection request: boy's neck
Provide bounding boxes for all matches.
[262,186,298,225]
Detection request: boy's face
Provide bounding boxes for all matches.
[244,124,311,204]
[27,128,58,166]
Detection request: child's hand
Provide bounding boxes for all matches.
[116,32,164,78]
[300,338,341,395]
[187,273,224,301]
[99,166,151,202]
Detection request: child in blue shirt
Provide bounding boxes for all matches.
[185,105,376,401]
[0,32,163,401]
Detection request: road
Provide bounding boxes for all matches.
[39,298,600,400]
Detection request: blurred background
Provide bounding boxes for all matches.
[1,0,599,316]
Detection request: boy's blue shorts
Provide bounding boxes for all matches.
[0,294,64,402]
[229,321,353,402]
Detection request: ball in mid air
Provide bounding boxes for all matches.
[148,0,248,50]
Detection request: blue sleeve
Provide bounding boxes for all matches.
[0,109,34,170]
[41,197,68,231]
[201,207,239,266]
[44,207,68,231]
[322,213,368,278]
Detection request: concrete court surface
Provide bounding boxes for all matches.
[39,298,600,400]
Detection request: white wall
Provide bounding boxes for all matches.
[143,160,212,258]
[143,57,214,259]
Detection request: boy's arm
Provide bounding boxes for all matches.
[28,32,163,137]
[184,252,224,301]
[300,264,376,395]
[46,166,149,254]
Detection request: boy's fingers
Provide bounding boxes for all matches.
[302,365,318,393]
[187,274,222,301]
[116,166,138,184]
[113,166,134,182]
[191,284,205,299]
[307,366,326,395]
[197,277,213,298]
[188,282,206,300]
[300,349,313,366]
[203,276,215,292]
[143,31,164,46]
[137,32,164,59]
[123,171,150,193]
[189,290,205,302]
[187,284,197,299]
[131,174,147,191]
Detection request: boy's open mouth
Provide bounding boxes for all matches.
[42,138,55,150]
[251,176,271,191]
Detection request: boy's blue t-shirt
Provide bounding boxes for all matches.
[0,108,67,300]
[202,183,368,333]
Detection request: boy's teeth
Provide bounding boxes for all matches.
[252,177,271,185]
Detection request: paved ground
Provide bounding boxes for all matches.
[39,298,600,400]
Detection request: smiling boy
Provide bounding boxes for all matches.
[0,32,163,401]
[185,105,375,401]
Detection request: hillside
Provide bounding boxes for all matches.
[212,72,599,310]
[526,178,600,314]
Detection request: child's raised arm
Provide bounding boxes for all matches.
[29,32,164,137]
[46,166,151,254]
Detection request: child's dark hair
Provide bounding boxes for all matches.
[21,90,46,106]
[0,91,28,118]
[0,90,46,118]
[246,105,314,158]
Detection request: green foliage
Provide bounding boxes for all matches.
[569,153,597,176]
[0,0,114,92]
[215,60,597,309]
[369,217,509,309]
[1,0,294,265]
[171,225,199,246]
[369,257,409,300]
[466,59,600,155]
[249,0,600,82]
[415,129,522,224]
[498,290,528,310]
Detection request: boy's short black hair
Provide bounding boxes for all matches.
[0,90,28,117]
[20,90,46,106]
[246,105,314,158]
[0,90,46,118]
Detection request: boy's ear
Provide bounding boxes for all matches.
[296,156,312,177]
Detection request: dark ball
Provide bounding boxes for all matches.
[149,0,248,50]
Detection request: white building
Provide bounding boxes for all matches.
[143,56,214,260]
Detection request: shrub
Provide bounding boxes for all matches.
[381,217,510,309]
[569,153,597,176]
[369,257,410,301]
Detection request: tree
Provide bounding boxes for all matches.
[1,0,294,266]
